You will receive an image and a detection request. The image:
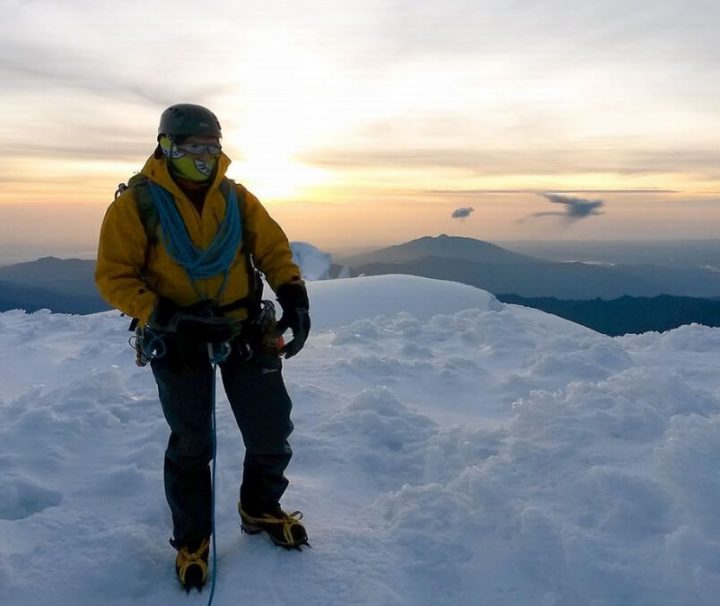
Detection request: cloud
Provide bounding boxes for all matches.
[520,193,605,223]
[3,0,720,210]
[451,207,474,219]
[301,145,720,180]
[544,193,604,218]
[427,188,677,195]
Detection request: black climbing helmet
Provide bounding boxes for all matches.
[158,104,222,139]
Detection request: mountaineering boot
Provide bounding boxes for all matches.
[239,504,309,549]
[174,537,210,592]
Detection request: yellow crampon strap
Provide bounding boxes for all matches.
[176,537,210,583]
[239,507,304,545]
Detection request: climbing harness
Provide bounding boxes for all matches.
[130,299,281,367]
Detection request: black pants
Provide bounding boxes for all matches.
[151,343,293,550]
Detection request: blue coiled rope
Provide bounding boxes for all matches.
[148,181,241,295]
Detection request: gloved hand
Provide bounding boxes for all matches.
[150,298,241,344]
[276,282,311,358]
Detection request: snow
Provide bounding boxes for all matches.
[291,241,332,280]
[1,274,720,605]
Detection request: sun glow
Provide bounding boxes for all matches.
[227,150,332,202]
[215,34,360,202]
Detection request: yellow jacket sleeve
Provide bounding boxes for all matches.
[95,191,159,324]
[242,188,303,292]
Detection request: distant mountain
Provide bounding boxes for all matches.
[0,256,99,298]
[497,294,720,336]
[338,234,547,266]
[0,245,339,315]
[0,257,108,314]
[0,280,108,314]
[5,244,720,336]
[341,235,720,299]
[499,239,720,269]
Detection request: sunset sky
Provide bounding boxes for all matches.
[1,0,719,257]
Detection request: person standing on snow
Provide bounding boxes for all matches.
[95,103,310,591]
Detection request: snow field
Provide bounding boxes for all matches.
[0,275,719,605]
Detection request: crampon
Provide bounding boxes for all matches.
[239,505,310,550]
[174,538,210,592]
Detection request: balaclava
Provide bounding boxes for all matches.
[159,135,218,182]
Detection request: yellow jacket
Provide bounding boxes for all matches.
[96,152,301,324]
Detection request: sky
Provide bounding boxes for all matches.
[1,0,720,256]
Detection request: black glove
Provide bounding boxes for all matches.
[276,283,311,359]
[150,298,240,345]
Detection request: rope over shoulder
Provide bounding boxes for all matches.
[147,181,242,284]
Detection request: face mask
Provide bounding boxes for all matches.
[169,155,217,181]
[159,135,219,182]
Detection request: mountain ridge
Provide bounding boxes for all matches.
[341,235,720,299]
[4,239,720,335]
[337,233,550,266]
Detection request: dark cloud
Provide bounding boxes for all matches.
[451,207,474,219]
[521,193,605,223]
[544,193,604,218]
